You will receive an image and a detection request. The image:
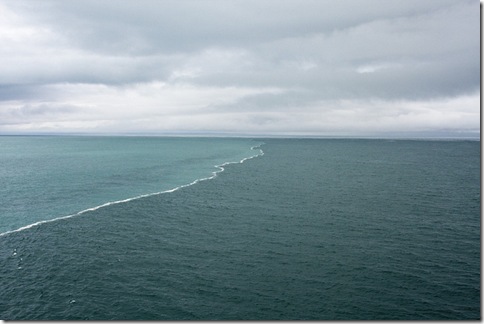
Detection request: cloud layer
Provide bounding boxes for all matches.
[0,0,479,136]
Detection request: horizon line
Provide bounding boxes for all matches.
[0,131,480,140]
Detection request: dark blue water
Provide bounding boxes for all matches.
[0,138,480,320]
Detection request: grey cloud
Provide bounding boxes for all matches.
[0,53,181,86]
[2,0,478,96]
[0,102,80,126]
[14,103,78,116]
[11,0,461,54]
[0,84,49,101]
[0,0,479,135]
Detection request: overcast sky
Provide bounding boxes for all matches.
[0,0,479,136]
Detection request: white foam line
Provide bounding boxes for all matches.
[0,143,265,238]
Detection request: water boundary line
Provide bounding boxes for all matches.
[0,143,265,238]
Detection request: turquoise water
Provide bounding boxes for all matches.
[0,136,259,235]
[0,137,480,320]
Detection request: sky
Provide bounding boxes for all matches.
[0,0,480,137]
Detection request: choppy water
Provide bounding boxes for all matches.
[0,137,480,320]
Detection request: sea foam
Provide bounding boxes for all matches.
[0,144,264,237]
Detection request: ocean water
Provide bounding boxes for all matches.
[0,137,480,320]
[0,136,258,235]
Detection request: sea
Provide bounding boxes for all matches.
[0,136,480,320]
